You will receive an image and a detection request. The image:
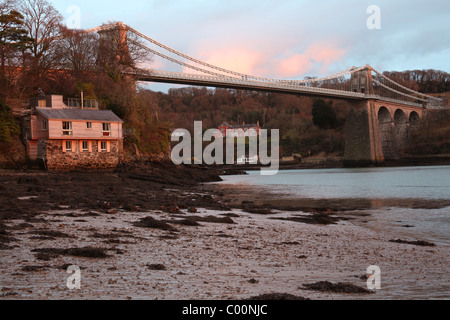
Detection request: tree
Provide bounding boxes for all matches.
[56,28,98,75]
[96,21,150,75]
[0,2,30,65]
[0,0,33,96]
[383,69,450,94]
[0,98,20,142]
[312,99,337,129]
[19,0,63,92]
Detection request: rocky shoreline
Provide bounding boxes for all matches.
[219,153,450,173]
[0,163,449,300]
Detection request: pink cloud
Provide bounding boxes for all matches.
[184,39,347,80]
[277,43,347,78]
[195,47,265,76]
[278,53,314,78]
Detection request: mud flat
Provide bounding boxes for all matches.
[0,168,449,300]
[1,208,449,300]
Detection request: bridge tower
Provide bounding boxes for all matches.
[97,21,133,69]
[350,66,374,94]
[344,99,384,167]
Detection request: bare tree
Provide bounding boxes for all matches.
[19,0,63,90]
[56,27,98,75]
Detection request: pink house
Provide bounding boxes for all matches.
[24,95,124,170]
[218,122,261,138]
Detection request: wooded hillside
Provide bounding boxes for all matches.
[1,0,449,165]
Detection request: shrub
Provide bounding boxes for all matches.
[0,100,20,143]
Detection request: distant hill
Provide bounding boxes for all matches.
[382,69,450,94]
[428,91,450,107]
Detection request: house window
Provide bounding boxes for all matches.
[62,122,73,136]
[42,120,48,130]
[100,141,108,152]
[38,100,46,108]
[65,140,72,152]
[82,141,89,152]
[102,123,111,136]
[86,122,92,129]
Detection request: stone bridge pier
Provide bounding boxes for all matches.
[344,99,423,166]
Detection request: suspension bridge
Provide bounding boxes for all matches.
[86,22,445,109]
[84,22,447,166]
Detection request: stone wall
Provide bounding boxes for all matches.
[344,99,424,166]
[344,100,384,166]
[45,139,122,171]
[37,140,47,159]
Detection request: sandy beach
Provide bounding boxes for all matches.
[0,167,449,300]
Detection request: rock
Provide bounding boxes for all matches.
[147,264,166,271]
[301,281,374,294]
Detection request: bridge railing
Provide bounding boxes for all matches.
[132,69,445,109]
[135,69,368,99]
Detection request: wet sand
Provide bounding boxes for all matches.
[0,166,449,300]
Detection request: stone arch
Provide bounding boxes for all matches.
[378,107,398,159]
[394,109,408,149]
[409,111,421,131]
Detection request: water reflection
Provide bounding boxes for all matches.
[212,166,450,246]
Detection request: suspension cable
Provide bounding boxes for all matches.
[126,24,368,85]
[373,79,428,102]
[87,22,368,85]
[129,40,231,78]
[372,68,442,101]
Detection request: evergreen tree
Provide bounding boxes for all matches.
[0,98,20,143]
[0,2,33,96]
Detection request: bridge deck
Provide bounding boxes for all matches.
[135,71,424,108]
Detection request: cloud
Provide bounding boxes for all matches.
[68,0,448,82]
[186,36,348,79]
[277,54,313,78]
[203,48,264,76]
[276,43,347,78]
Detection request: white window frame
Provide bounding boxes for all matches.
[100,141,108,153]
[82,141,89,152]
[62,121,73,136]
[102,123,111,136]
[65,140,72,152]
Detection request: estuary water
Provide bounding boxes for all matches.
[219,166,450,246]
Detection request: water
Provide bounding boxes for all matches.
[219,166,450,246]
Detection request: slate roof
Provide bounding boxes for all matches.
[36,108,123,122]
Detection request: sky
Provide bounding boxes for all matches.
[50,0,450,92]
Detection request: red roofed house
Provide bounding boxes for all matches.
[218,122,261,137]
[23,95,123,170]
